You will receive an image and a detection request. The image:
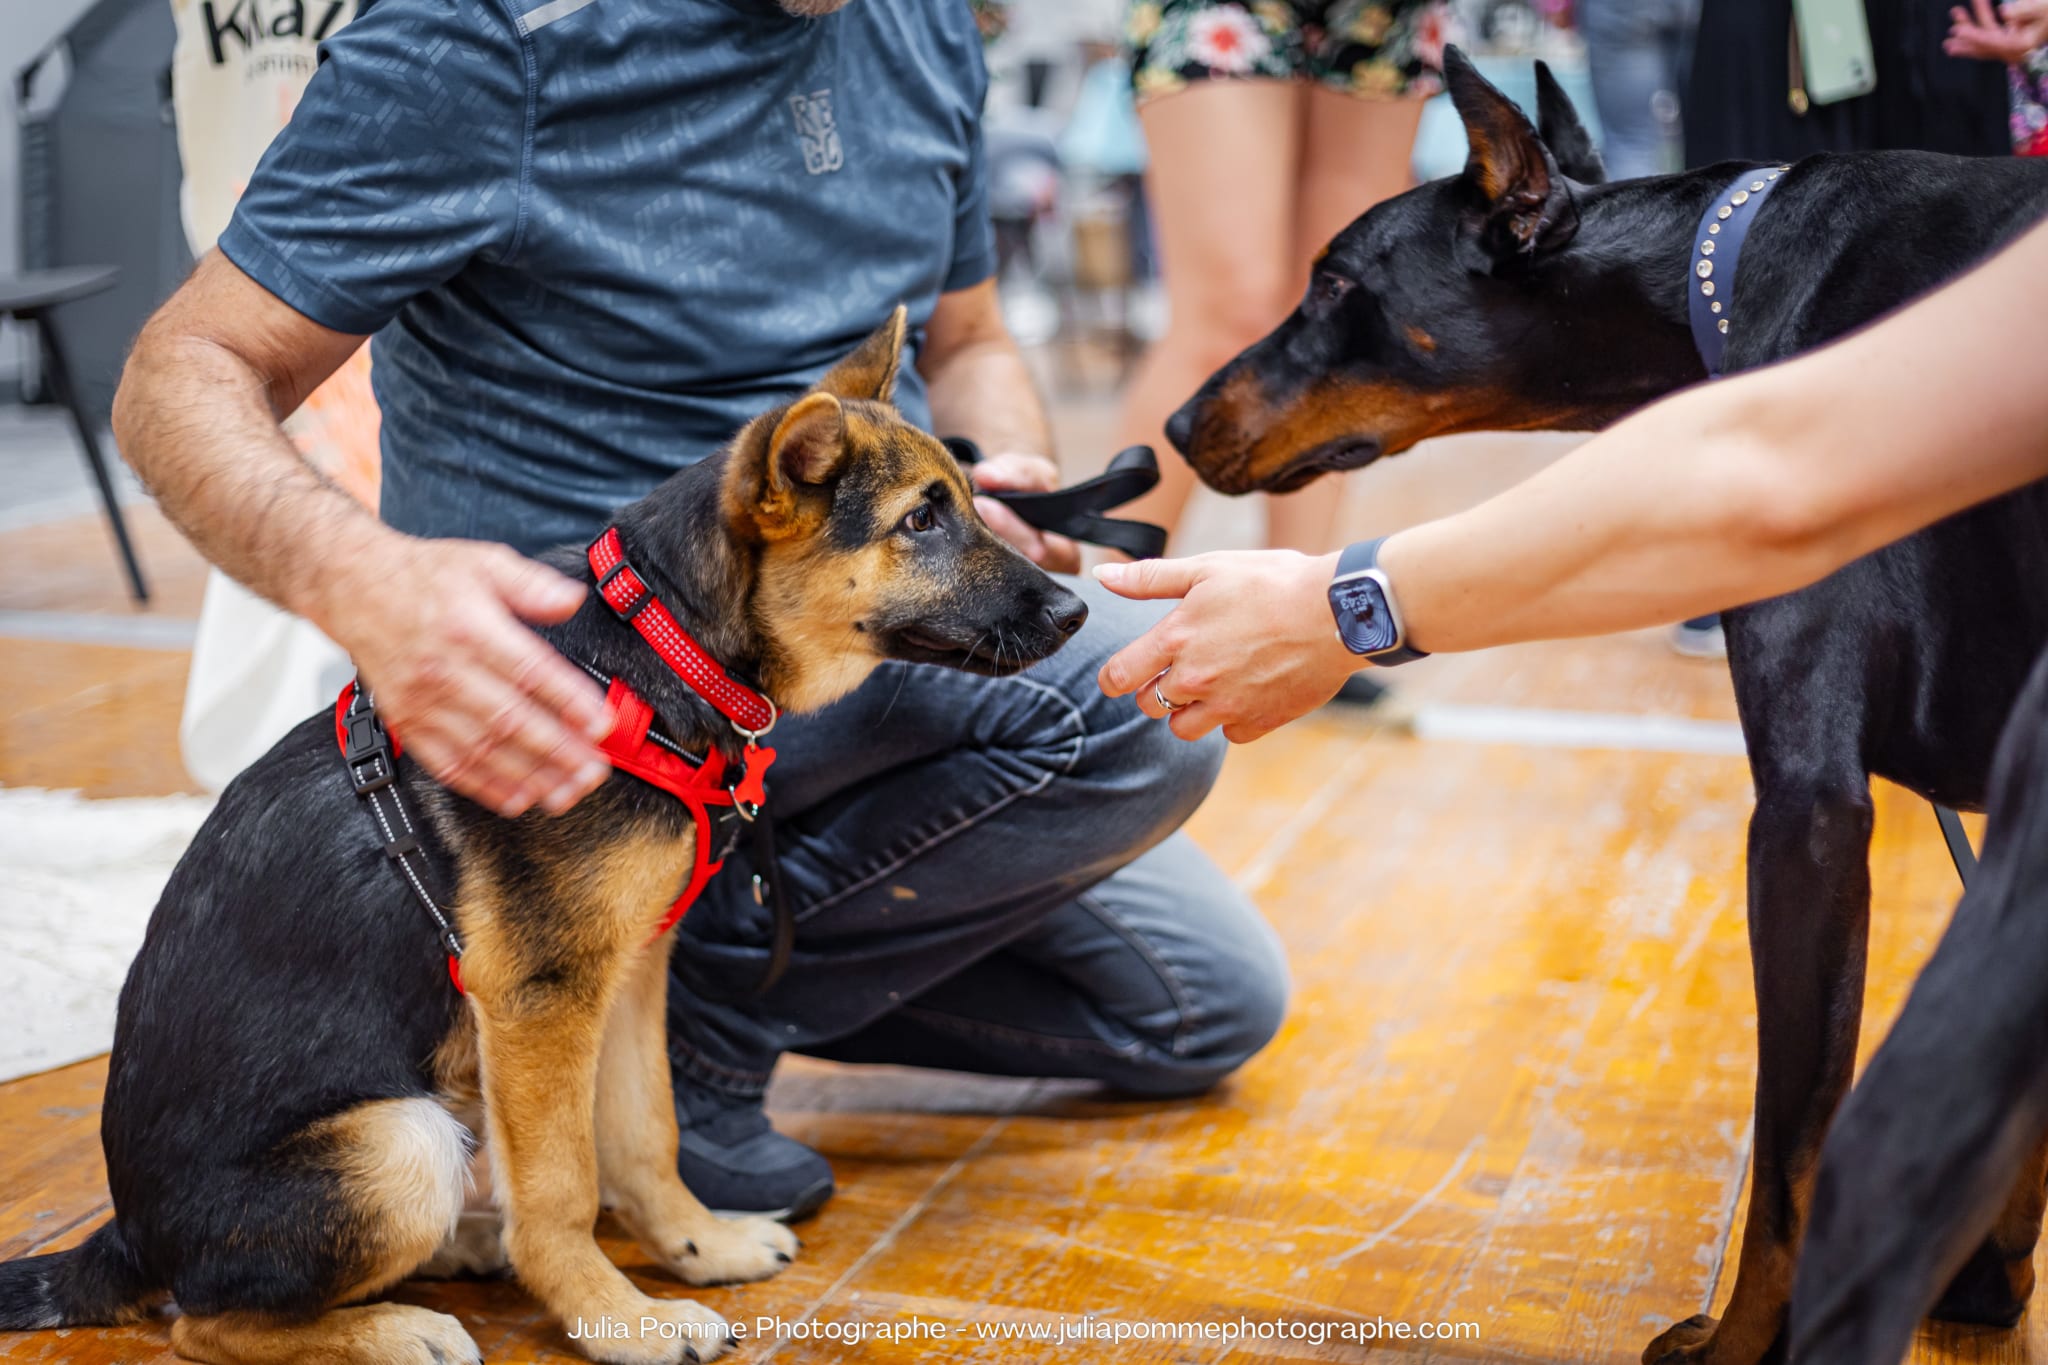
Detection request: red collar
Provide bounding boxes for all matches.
[588,526,778,737]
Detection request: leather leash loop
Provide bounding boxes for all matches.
[946,437,1170,560]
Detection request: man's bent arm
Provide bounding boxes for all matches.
[920,279,1079,572]
[116,253,611,815]
[921,278,1053,457]
[119,253,389,619]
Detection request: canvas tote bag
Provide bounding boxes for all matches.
[170,0,378,790]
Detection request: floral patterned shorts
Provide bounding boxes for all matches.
[1127,0,1457,102]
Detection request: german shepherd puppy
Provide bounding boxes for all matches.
[1165,49,2048,1365]
[0,310,1087,1365]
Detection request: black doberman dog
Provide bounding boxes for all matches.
[1167,48,2048,1365]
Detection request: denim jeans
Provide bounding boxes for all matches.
[1577,0,1700,181]
[665,576,1291,1101]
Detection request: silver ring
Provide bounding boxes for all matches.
[1153,681,1188,713]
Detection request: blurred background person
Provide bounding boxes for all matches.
[1111,0,1456,562]
[1661,0,2010,658]
[1687,0,2009,165]
[1576,0,1700,178]
[1945,0,2048,153]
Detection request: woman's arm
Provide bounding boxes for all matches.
[1097,215,2048,741]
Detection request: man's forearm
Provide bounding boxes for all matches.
[114,254,394,630]
[1384,215,2048,654]
[115,329,391,628]
[923,334,1053,457]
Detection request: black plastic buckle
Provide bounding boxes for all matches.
[342,711,396,795]
[595,560,654,622]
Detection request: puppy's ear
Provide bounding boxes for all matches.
[817,305,908,403]
[729,392,848,533]
[1534,61,1605,185]
[1445,47,1579,263]
[770,392,847,492]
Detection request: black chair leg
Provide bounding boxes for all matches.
[34,312,148,603]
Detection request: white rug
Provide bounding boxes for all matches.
[0,787,213,1083]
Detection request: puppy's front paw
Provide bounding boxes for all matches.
[668,1214,799,1286]
[570,1297,735,1365]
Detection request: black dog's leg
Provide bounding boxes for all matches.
[1787,648,2048,1365]
[1929,1133,2048,1326]
[1646,765,1874,1365]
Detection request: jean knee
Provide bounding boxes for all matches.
[1124,718,1227,834]
[1194,918,1290,1072]
[1115,895,1291,1099]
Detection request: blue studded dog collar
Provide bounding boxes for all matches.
[1688,165,1791,378]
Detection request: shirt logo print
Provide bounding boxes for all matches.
[789,90,844,175]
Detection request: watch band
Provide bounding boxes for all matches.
[1333,537,1429,665]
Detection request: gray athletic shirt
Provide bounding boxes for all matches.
[219,0,995,554]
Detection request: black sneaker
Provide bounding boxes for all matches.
[1323,673,1418,731]
[672,1076,835,1222]
[1330,673,1391,707]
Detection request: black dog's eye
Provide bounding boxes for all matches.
[903,503,936,534]
[1311,273,1356,307]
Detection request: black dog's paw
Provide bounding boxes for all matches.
[1642,1313,1718,1365]
[1931,1237,2035,1327]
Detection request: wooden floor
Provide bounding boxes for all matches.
[0,430,2028,1363]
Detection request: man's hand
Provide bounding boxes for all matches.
[971,452,1082,574]
[317,539,613,817]
[1094,550,1359,743]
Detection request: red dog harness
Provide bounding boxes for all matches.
[335,526,781,995]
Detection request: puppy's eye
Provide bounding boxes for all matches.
[1312,273,1355,306]
[903,503,936,534]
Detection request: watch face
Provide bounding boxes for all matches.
[1331,576,1399,655]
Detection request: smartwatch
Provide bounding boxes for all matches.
[1327,537,1428,666]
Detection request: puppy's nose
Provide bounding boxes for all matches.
[1164,403,1196,454]
[1044,592,1088,638]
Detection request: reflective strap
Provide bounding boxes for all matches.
[588,527,778,733]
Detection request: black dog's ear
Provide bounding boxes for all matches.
[817,304,907,404]
[1444,46,1579,262]
[1534,60,1605,184]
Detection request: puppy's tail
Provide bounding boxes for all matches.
[0,1221,157,1329]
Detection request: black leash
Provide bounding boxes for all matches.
[945,437,1169,560]
[745,810,796,998]
[1934,803,1979,887]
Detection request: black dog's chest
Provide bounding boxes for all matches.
[1727,484,2048,809]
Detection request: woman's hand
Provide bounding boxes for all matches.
[1947,0,2048,63]
[1094,550,1363,742]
